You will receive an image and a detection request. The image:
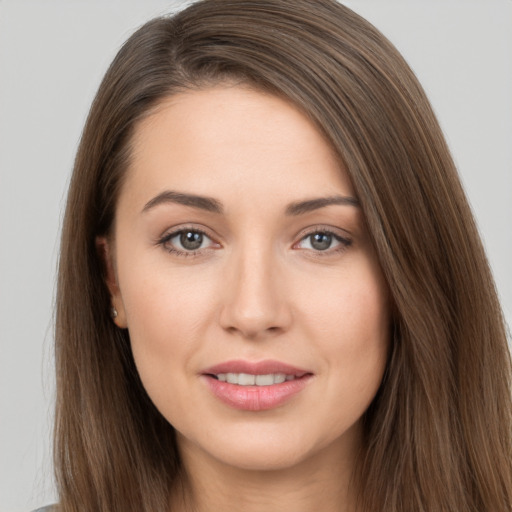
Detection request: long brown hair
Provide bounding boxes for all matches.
[55,1,512,510]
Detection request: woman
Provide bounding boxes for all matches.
[48,0,512,511]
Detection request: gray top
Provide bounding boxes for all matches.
[32,506,57,512]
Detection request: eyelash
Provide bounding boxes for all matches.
[156,226,352,258]
[294,228,352,257]
[157,226,216,257]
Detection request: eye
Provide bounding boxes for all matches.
[158,228,218,256]
[175,230,207,251]
[295,230,352,253]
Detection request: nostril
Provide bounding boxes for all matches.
[225,325,283,339]
[219,292,292,339]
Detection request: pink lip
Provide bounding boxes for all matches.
[201,359,313,411]
[203,359,310,376]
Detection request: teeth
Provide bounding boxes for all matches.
[226,373,238,384]
[274,373,286,384]
[256,374,275,386]
[216,373,295,386]
[238,373,255,385]
[255,374,274,386]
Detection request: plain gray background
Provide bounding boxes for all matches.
[1,1,511,511]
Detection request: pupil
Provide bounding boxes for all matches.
[311,233,332,251]
[180,231,203,250]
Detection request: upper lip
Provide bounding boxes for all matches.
[202,359,311,377]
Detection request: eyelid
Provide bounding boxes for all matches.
[293,224,352,242]
[292,225,353,254]
[156,224,222,256]
[155,223,352,257]
[157,222,219,239]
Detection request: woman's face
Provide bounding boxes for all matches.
[103,85,390,473]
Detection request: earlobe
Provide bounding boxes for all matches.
[95,236,128,328]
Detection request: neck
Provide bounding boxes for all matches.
[170,429,362,512]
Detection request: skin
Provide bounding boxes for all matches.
[99,85,390,512]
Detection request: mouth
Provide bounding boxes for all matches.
[201,360,313,411]
[208,372,307,386]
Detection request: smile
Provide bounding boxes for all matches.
[213,373,297,386]
[202,360,313,411]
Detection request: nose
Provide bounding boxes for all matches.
[219,244,292,340]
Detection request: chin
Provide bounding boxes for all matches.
[212,443,312,472]
[177,419,356,474]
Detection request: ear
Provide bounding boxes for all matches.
[96,236,128,328]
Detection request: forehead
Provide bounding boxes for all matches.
[122,85,354,210]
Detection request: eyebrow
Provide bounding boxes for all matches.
[141,190,359,215]
[142,190,223,214]
[285,195,360,215]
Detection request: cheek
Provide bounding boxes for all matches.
[301,260,389,346]
[120,258,240,424]
[115,255,214,389]
[299,258,390,396]
[119,255,218,345]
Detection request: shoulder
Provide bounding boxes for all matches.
[32,506,58,512]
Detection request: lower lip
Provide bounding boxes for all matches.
[202,375,312,411]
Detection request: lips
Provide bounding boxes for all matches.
[215,372,295,385]
[201,359,313,411]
